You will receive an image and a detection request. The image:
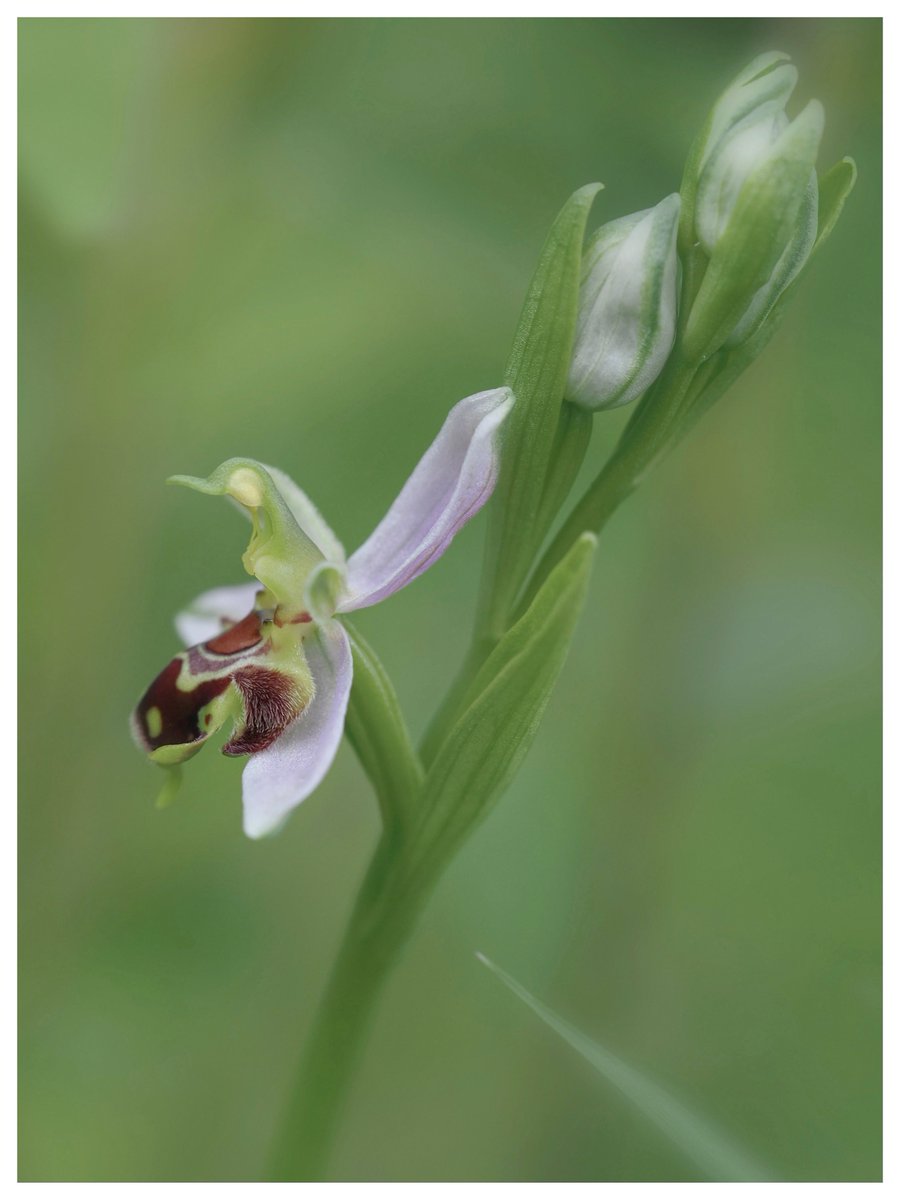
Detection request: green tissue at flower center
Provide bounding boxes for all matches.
[169,457,326,615]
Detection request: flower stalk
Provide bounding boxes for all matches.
[267,833,425,1181]
[267,533,596,1179]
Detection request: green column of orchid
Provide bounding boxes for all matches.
[170,458,325,616]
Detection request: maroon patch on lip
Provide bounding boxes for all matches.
[274,609,312,627]
[204,610,263,655]
[223,666,306,756]
[134,656,231,752]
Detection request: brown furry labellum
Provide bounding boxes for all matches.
[133,609,309,759]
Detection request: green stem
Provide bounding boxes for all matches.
[422,362,697,763]
[267,814,469,1179]
[266,353,718,1179]
[269,343,740,1179]
[419,634,495,768]
[262,194,789,1181]
[420,403,591,767]
[264,617,432,1180]
[266,830,424,1180]
[518,354,698,614]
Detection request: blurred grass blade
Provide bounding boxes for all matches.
[418,534,595,858]
[478,954,772,1182]
[476,184,602,643]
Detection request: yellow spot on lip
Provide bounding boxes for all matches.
[228,467,264,508]
[146,706,163,739]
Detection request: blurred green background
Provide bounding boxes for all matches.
[19,17,881,1182]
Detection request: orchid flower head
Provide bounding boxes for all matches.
[132,387,514,838]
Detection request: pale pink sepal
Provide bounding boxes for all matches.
[339,387,514,612]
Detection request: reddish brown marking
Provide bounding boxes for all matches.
[223,666,306,756]
[274,609,313,628]
[205,610,263,655]
[134,656,231,752]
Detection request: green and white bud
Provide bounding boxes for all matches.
[683,62,824,361]
[686,97,820,357]
[567,193,680,411]
[681,52,798,246]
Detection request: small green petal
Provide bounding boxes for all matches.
[155,765,184,809]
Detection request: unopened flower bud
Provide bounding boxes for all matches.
[682,54,824,360]
[681,51,799,245]
[567,193,680,411]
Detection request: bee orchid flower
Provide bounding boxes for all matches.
[132,387,513,838]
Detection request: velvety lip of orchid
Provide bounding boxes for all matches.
[131,387,514,838]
